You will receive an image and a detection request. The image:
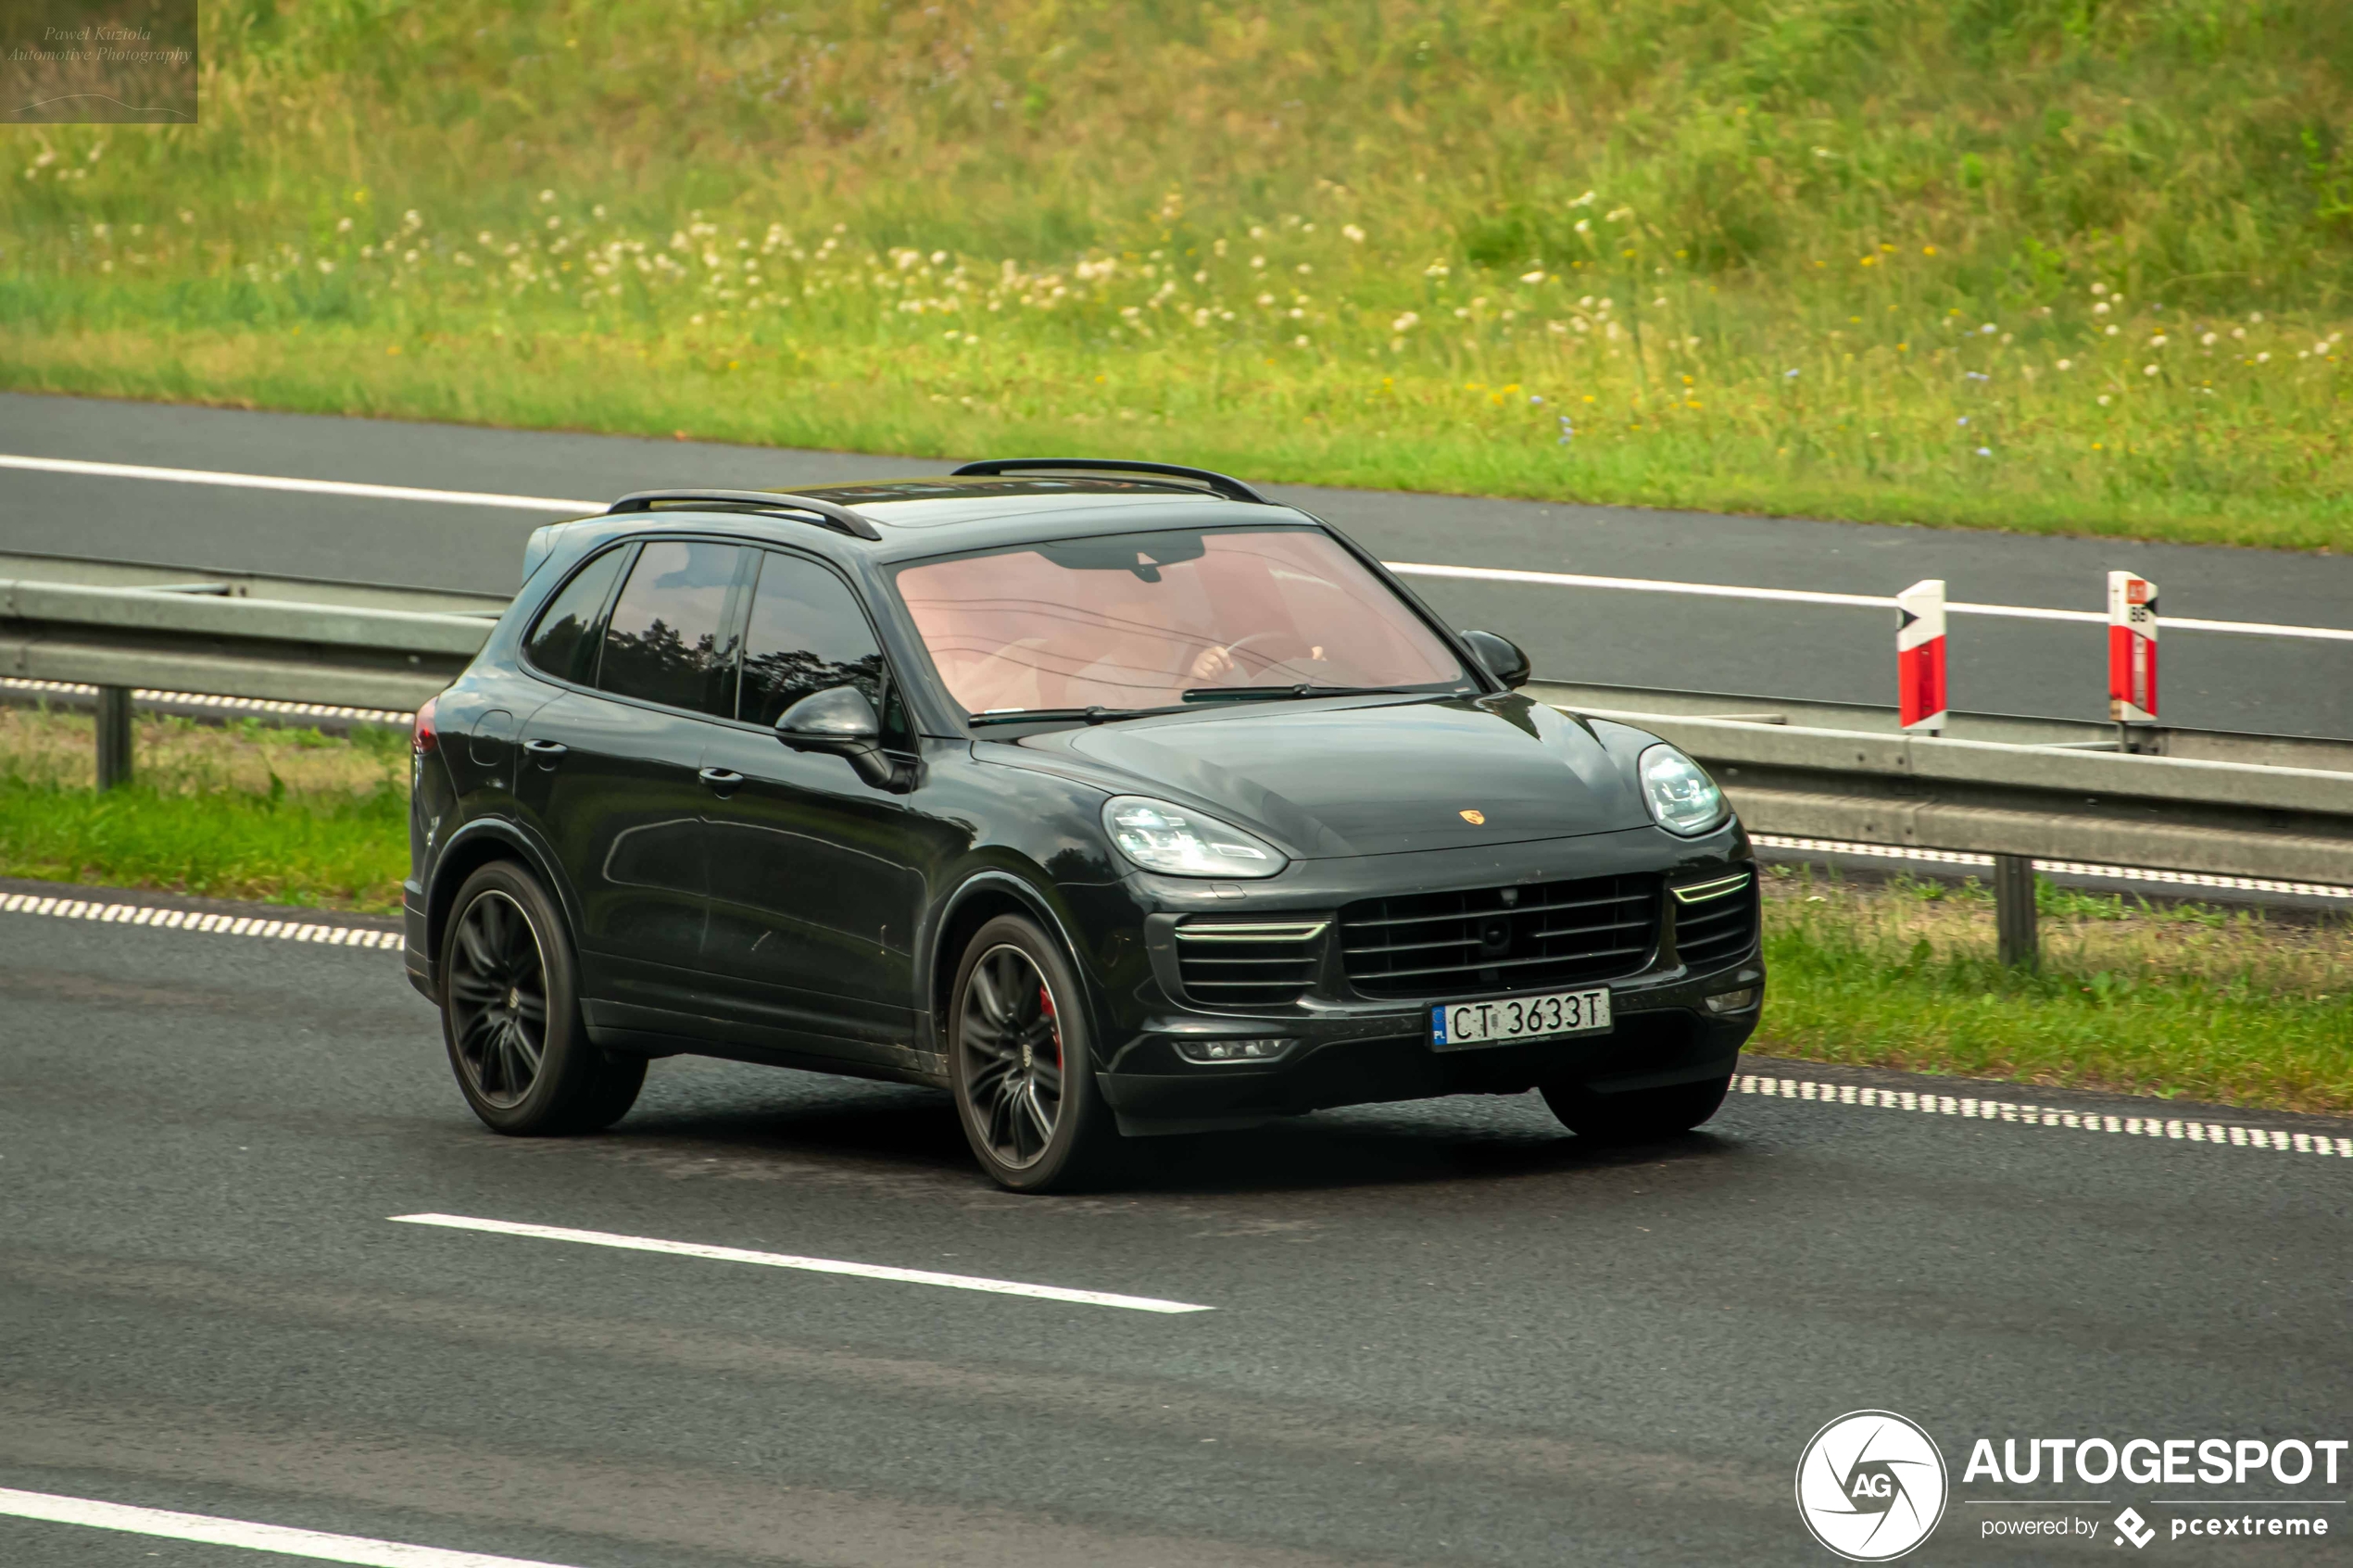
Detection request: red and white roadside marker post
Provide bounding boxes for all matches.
[1894,576,2034,962]
[1896,579,1947,737]
[2108,570,2158,752]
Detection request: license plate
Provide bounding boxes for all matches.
[1431,986,1613,1049]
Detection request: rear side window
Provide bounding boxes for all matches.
[598,541,747,716]
[738,551,897,736]
[522,546,629,685]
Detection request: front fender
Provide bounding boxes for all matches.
[922,864,1123,1068]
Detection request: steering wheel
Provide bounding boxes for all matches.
[1199,630,1322,685]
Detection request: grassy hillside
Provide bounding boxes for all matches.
[5,0,2352,546]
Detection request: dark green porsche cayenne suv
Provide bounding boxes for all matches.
[405,459,1762,1190]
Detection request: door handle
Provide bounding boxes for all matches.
[698,767,746,797]
[522,738,569,765]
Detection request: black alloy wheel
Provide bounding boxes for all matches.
[447,889,547,1108]
[439,860,645,1135]
[962,942,1064,1168]
[949,913,1121,1192]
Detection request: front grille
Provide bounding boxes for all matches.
[1339,874,1659,999]
[1673,875,1758,971]
[1174,920,1327,1007]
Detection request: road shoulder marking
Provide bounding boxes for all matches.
[1736,1073,2353,1159]
[0,1486,579,1567]
[389,1213,1215,1313]
[0,890,402,949]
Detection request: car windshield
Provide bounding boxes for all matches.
[893,526,1472,716]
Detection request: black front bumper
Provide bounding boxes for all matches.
[1095,1001,1755,1135]
[1076,824,1764,1135]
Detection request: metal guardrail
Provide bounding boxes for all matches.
[5,558,2349,959]
[1537,694,2353,962]
[0,555,499,784]
[1521,680,2353,774]
[0,556,497,703]
[1592,709,2353,885]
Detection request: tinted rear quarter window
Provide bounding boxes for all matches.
[598,541,746,716]
[522,546,630,685]
[739,552,900,740]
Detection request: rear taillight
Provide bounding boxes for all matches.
[412,695,439,755]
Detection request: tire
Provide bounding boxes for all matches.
[1541,1072,1731,1144]
[439,860,645,1135]
[948,913,1124,1193]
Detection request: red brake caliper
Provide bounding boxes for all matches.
[1038,984,1062,1068]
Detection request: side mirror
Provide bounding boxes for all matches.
[776,686,905,790]
[1461,629,1532,689]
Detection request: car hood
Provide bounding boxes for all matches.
[1024,695,1655,858]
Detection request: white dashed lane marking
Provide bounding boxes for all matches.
[391,1213,1216,1314]
[0,1486,579,1567]
[0,891,403,950]
[1739,1073,2353,1160]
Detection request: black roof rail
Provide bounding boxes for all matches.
[605,489,883,542]
[949,458,1273,506]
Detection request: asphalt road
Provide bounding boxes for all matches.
[3,900,2347,1566]
[6,392,2353,737]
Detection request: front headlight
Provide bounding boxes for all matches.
[1639,745,1729,836]
[1102,796,1288,879]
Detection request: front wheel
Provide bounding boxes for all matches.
[1541,1073,1731,1144]
[440,860,645,1135]
[949,914,1123,1192]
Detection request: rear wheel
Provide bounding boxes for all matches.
[440,860,644,1135]
[1542,1073,1730,1144]
[949,914,1122,1192]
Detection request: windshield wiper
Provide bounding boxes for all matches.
[1180,684,1430,704]
[967,704,1187,727]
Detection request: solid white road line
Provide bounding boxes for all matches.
[1736,1073,2353,1159]
[0,454,598,513]
[0,890,405,949]
[1385,561,2353,645]
[0,1486,579,1567]
[9,452,2349,646]
[389,1212,1214,1313]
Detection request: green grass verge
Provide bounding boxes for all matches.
[0,777,409,914]
[6,1,2353,547]
[1756,872,2353,1115]
[0,707,409,912]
